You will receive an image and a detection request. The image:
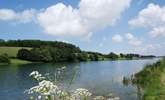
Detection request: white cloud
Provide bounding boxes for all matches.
[0,0,131,38]
[37,0,131,38]
[0,8,36,23]
[149,26,165,37]
[125,33,142,46]
[0,9,16,21]
[129,3,165,38]
[112,34,123,43]
[37,3,88,37]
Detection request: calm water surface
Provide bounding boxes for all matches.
[0,58,159,100]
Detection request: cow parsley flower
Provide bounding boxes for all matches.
[72,88,92,99]
[29,71,45,81]
[94,96,105,100]
[27,80,59,96]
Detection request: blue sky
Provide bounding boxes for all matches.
[0,0,165,56]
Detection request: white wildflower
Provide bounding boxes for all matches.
[26,71,120,100]
[29,71,45,81]
[38,95,41,99]
[94,96,105,100]
[72,88,92,99]
[45,96,48,99]
[29,71,39,76]
[27,80,59,96]
[107,97,120,100]
[61,66,66,70]
[57,90,69,97]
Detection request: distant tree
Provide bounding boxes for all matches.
[67,53,78,62]
[120,53,125,58]
[77,53,88,61]
[89,54,95,61]
[30,48,53,62]
[0,39,5,46]
[107,52,119,60]
[17,49,31,60]
[0,39,81,53]
[125,54,140,59]
[93,54,99,61]
[17,48,53,62]
[48,47,62,62]
[0,53,10,64]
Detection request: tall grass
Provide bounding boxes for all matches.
[133,58,165,100]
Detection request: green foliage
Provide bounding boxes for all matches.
[133,59,165,100]
[0,39,156,63]
[17,49,31,60]
[17,48,53,62]
[77,52,88,61]
[106,52,119,60]
[0,53,11,64]
[17,46,105,62]
[0,39,81,53]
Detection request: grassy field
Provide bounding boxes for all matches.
[10,58,32,64]
[0,47,31,58]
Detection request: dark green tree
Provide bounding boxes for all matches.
[107,52,119,60]
[0,53,11,64]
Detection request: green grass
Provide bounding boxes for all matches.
[0,47,31,58]
[0,47,32,64]
[133,58,165,100]
[10,58,32,64]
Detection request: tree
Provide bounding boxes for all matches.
[89,54,95,61]
[77,53,88,61]
[120,53,125,58]
[17,48,53,62]
[17,49,31,60]
[0,53,10,64]
[107,52,118,60]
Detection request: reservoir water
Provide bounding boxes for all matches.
[0,58,159,100]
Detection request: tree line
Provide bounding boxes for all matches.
[0,39,156,63]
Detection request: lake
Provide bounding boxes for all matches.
[0,58,159,100]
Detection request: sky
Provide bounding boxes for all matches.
[0,0,165,56]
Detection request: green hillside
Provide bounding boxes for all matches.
[0,47,31,58]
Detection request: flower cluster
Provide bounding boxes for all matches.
[27,80,59,95]
[93,96,105,100]
[26,70,120,100]
[73,88,92,97]
[29,71,45,81]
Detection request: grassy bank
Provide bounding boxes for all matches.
[0,59,32,65]
[10,58,32,64]
[0,47,31,58]
[133,58,165,100]
[0,47,32,65]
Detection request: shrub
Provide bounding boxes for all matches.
[0,53,10,64]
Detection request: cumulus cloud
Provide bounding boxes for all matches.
[0,0,131,38]
[37,3,89,37]
[112,34,123,43]
[125,33,142,46]
[0,9,16,21]
[37,0,131,38]
[129,3,165,38]
[149,26,165,37]
[0,8,36,23]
